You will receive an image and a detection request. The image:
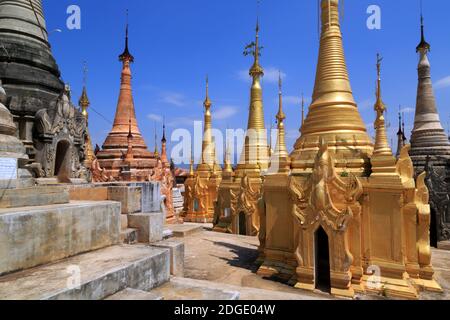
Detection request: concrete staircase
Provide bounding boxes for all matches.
[0,185,173,300]
[120,228,139,244]
[0,200,121,275]
[0,183,240,301]
[0,245,170,300]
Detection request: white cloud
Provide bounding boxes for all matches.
[283,96,300,105]
[147,113,163,122]
[237,67,286,84]
[160,92,186,107]
[264,68,286,84]
[167,117,201,128]
[276,95,311,106]
[358,99,373,110]
[214,106,238,120]
[286,129,300,140]
[435,76,450,90]
[238,69,250,81]
[401,107,415,114]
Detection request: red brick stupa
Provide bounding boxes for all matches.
[96,22,176,222]
[96,23,156,181]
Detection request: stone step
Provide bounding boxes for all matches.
[106,288,163,300]
[35,178,59,186]
[151,239,185,277]
[166,223,203,238]
[0,201,121,276]
[121,228,138,244]
[0,245,170,300]
[0,186,69,209]
[438,241,450,251]
[128,212,164,243]
[166,277,330,300]
[149,277,239,300]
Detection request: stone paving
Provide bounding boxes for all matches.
[182,229,333,300]
[181,227,450,300]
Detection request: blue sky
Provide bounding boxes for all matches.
[44,0,450,163]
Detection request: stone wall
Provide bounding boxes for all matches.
[0,201,121,276]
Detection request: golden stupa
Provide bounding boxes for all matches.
[184,78,223,223]
[257,0,441,299]
[291,0,373,174]
[213,19,269,238]
[79,84,96,170]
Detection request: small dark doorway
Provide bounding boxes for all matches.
[238,212,247,236]
[430,208,438,248]
[315,227,331,293]
[54,140,71,183]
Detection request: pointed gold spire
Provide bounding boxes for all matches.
[79,62,95,168]
[268,122,274,157]
[373,53,393,157]
[204,75,212,109]
[292,0,373,173]
[249,18,264,78]
[274,72,288,159]
[200,75,216,168]
[79,87,90,118]
[237,17,269,172]
[189,148,195,177]
[224,138,233,173]
[79,62,90,120]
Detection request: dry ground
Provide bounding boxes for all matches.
[180,226,450,300]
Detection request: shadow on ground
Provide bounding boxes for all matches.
[206,240,261,273]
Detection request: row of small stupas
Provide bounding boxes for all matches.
[183,0,449,298]
[0,0,176,221]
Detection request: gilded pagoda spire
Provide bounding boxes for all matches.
[224,138,233,173]
[79,63,95,168]
[79,62,90,120]
[292,0,373,173]
[373,54,393,157]
[271,72,290,173]
[200,76,216,167]
[274,72,288,159]
[189,148,195,177]
[237,18,269,172]
[79,86,90,118]
[268,122,274,157]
